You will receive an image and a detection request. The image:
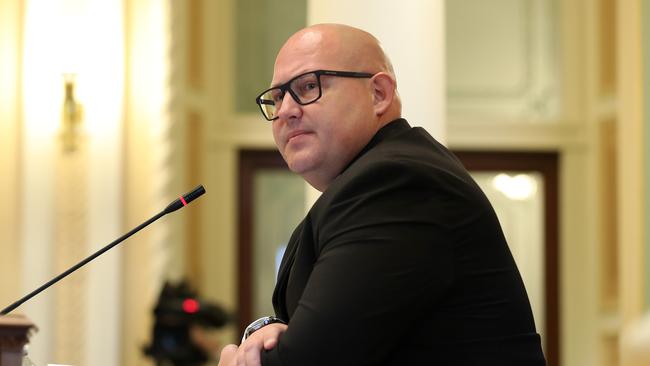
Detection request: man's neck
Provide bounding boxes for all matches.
[302,173,329,193]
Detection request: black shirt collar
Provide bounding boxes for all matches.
[341,118,410,173]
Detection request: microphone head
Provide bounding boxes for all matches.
[164,185,206,214]
[183,185,206,204]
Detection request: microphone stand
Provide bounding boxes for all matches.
[1,185,206,316]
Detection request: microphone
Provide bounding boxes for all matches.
[0,185,206,316]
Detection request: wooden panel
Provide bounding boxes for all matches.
[599,119,618,311]
[644,0,650,311]
[599,0,616,96]
[601,334,619,366]
[616,0,644,329]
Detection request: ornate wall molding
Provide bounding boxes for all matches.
[446,0,560,122]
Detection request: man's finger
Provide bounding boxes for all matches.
[218,344,238,366]
[262,323,288,350]
[264,337,278,350]
[243,343,262,366]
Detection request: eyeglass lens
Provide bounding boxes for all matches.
[259,72,321,120]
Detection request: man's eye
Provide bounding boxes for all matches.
[272,91,285,102]
[295,81,317,95]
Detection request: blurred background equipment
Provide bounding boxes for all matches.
[144,280,230,366]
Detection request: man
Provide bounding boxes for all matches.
[219,24,546,365]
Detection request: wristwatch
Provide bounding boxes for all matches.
[241,316,287,343]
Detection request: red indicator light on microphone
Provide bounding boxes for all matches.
[182,298,200,313]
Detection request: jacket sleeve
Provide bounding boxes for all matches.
[261,160,460,365]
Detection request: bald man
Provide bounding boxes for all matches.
[219,24,546,366]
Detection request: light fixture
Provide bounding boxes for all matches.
[492,173,538,201]
[61,73,83,152]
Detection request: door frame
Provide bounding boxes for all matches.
[237,149,288,335]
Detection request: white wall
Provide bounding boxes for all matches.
[307,0,446,141]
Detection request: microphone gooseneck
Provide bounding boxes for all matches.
[0,185,206,316]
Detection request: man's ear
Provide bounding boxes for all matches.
[371,73,396,116]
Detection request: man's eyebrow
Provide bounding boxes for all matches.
[270,70,310,88]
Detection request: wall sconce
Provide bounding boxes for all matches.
[61,73,83,152]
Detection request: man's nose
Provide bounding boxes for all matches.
[276,92,303,121]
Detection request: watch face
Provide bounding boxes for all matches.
[241,316,286,343]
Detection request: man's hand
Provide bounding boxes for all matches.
[218,323,288,366]
[218,344,238,366]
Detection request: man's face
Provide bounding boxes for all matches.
[270,31,378,190]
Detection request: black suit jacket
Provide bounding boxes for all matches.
[261,119,546,365]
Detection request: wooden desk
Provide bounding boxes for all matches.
[0,314,36,366]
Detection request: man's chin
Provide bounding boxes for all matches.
[286,155,318,175]
[287,161,311,175]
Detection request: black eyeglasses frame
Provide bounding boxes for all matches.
[254,70,374,121]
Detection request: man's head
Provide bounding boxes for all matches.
[265,24,401,191]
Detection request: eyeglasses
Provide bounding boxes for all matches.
[255,70,374,121]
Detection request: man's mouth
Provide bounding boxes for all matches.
[287,130,309,142]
